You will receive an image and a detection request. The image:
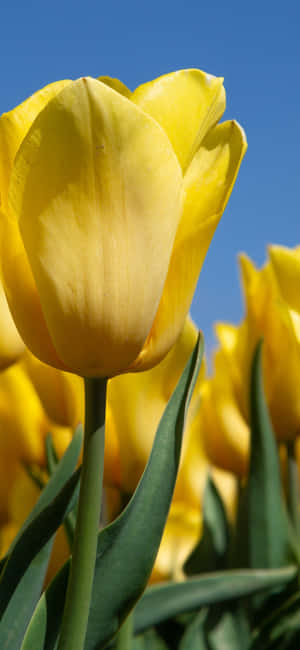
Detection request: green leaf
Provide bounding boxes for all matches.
[21,335,204,650]
[134,566,297,633]
[251,591,300,649]
[206,606,251,650]
[0,427,82,649]
[245,341,294,569]
[184,475,230,575]
[180,605,250,650]
[133,629,169,650]
[45,434,59,475]
[179,610,209,650]
[45,434,76,548]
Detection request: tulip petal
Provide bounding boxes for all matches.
[132,69,226,172]
[135,121,247,370]
[10,77,182,377]
[98,76,131,98]
[23,352,84,428]
[269,245,300,314]
[1,216,66,369]
[215,322,238,352]
[0,284,25,370]
[0,80,70,213]
[202,383,249,478]
[0,365,49,466]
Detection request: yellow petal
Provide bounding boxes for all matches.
[134,121,247,370]
[150,503,201,582]
[201,381,249,478]
[98,76,131,98]
[215,322,238,352]
[239,253,259,294]
[0,216,65,369]
[50,425,73,460]
[0,80,70,213]
[10,77,182,377]
[0,364,50,466]
[22,352,84,428]
[132,69,226,172]
[0,283,25,370]
[269,245,300,314]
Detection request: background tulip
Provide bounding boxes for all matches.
[201,250,300,481]
[0,70,246,377]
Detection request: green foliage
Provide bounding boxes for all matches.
[134,567,297,634]
[245,341,295,569]
[184,475,230,575]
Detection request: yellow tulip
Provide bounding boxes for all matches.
[238,254,300,440]
[0,70,247,377]
[201,252,300,480]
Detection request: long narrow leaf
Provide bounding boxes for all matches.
[184,475,230,575]
[246,342,293,568]
[134,566,297,633]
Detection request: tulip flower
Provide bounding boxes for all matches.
[0,70,247,378]
[201,251,300,481]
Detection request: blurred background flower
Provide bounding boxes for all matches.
[201,247,300,482]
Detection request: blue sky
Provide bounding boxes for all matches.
[1,0,299,359]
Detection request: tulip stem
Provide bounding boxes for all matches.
[58,376,107,650]
[287,441,300,538]
[115,611,134,650]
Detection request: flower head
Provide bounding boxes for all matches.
[0,70,246,377]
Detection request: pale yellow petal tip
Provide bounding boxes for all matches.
[203,72,224,86]
[238,252,257,290]
[269,244,300,274]
[232,121,248,148]
[214,322,237,350]
[268,243,290,260]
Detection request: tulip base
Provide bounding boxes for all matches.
[57,376,107,650]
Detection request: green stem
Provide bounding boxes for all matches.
[287,440,300,538]
[58,377,107,650]
[115,612,134,650]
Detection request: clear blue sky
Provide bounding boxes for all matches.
[1,0,299,359]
